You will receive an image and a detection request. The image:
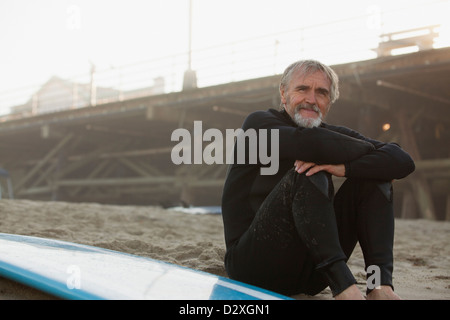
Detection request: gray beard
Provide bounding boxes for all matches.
[293,104,322,128]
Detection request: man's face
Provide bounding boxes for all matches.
[280,70,332,128]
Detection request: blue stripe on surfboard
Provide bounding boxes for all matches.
[0,233,292,300]
[211,280,288,300]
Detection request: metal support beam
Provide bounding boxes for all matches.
[14,133,74,194]
[397,108,436,219]
[377,80,450,105]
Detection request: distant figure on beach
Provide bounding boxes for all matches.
[221,59,415,299]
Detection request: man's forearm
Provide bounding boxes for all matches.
[344,143,415,181]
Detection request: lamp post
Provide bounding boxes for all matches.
[183,0,197,90]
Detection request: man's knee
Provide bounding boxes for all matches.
[376,181,393,201]
[340,178,393,202]
[284,168,332,200]
[307,171,332,199]
[360,179,393,202]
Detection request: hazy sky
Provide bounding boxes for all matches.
[0,0,448,115]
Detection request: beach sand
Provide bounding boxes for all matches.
[0,199,449,300]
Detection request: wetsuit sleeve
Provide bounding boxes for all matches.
[242,111,375,165]
[326,125,415,181]
[243,110,415,181]
[243,112,374,164]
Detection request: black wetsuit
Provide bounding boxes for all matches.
[221,108,415,296]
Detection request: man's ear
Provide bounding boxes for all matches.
[280,87,287,105]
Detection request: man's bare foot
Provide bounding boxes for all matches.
[366,285,402,300]
[334,284,365,300]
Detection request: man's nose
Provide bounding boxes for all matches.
[305,90,317,105]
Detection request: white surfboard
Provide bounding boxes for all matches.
[169,206,222,215]
[0,233,291,300]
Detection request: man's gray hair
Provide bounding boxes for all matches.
[279,59,340,105]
